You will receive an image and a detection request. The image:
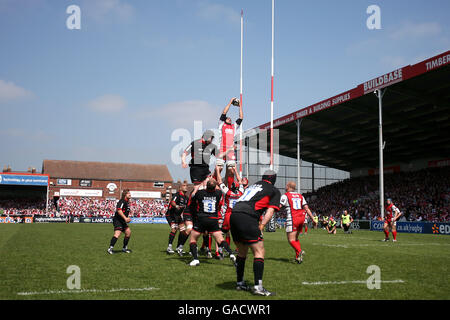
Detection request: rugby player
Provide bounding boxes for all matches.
[175,183,203,255]
[280,181,316,264]
[107,189,132,254]
[216,98,243,188]
[229,170,281,296]
[383,198,402,242]
[341,210,353,234]
[326,216,337,234]
[215,166,244,254]
[166,182,189,254]
[187,178,236,266]
[182,130,217,186]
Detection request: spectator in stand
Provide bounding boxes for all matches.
[304,167,450,223]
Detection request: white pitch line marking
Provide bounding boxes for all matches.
[17,287,159,296]
[302,280,405,286]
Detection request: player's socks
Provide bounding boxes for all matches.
[253,258,265,290]
[201,235,209,249]
[289,240,301,256]
[384,230,389,239]
[208,235,212,250]
[177,232,187,248]
[219,240,233,255]
[109,236,118,248]
[168,231,176,245]
[236,256,246,283]
[304,225,308,233]
[123,236,130,249]
[190,243,199,260]
[392,230,397,240]
[226,234,231,245]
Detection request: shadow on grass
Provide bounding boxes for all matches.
[265,257,295,263]
[216,281,239,291]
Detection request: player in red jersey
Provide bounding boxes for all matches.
[215,166,244,253]
[383,198,402,242]
[216,98,243,188]
[280,181,316,264]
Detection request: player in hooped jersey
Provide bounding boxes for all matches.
[229,170,281,296]
[280,182,316,264]
[383,198,402,242]
[165,182,189,254]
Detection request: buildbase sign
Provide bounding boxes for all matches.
[363,68,403,93]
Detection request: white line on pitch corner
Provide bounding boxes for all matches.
[302,280,405,286]
[17,287,159,296]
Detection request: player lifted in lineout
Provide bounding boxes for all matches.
[280,181,316,264]
[216,97,243,189]
[383,198,402,242]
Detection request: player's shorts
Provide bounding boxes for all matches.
[166,214,183,228]
[189,166,211,184]
[385,219,396,226]
[113,217,129,232]
[193,216,221,234]
[230,211,263,244]
[183,212,193,222]
[221,211,232,232]
[343,223,350,232]
[286,214,305,233]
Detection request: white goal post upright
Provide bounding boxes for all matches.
[239,9,244,177]
[377,89,386,219]
[270,0,275,171]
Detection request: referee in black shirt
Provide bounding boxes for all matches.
[107,189,132,254]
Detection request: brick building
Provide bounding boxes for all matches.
[42,160,174,200]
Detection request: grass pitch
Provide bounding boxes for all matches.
[1,223,449,300]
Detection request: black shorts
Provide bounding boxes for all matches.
[183,213,193,222]
[190,166,210,184]
[193,216,220,234]
[343,223,350,231]
[166,214,183,226]
[113,217,129,232]
[230,212,263,244]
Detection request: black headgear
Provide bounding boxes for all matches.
[262,169,277,185]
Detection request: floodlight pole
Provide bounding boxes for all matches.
[377,88,386,219]
[296,119,302,193]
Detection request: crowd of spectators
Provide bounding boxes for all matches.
[303,167,450,222]
[0,197,169,218]
[0,199,46,216]
[47,197,168,217]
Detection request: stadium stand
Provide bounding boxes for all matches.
[303,166,450,222]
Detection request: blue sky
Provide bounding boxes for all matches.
[0,0,449,182]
